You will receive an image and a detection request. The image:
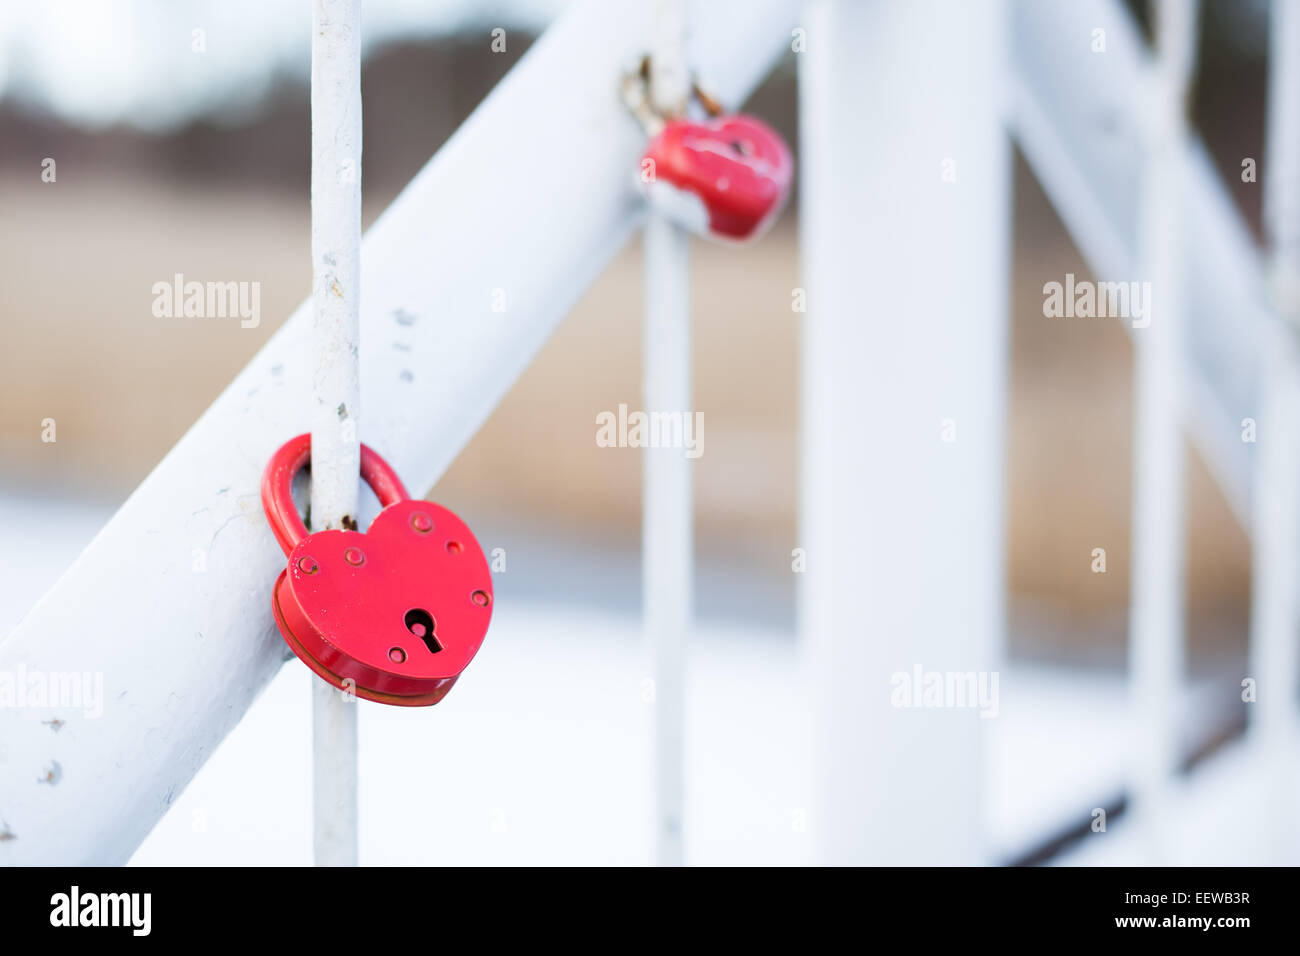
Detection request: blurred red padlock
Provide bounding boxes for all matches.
[627,60,794,242]
[262,434,493,706]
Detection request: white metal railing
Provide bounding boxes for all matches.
[642,0,693,869]
[1125,0,1197,860]
[1009,0,1268,523]
[0,0,798,866]
[798,0,1011,865]
[1007,0,1298,862]
[1,0,1295,866]
[1248,0,1300,864]
[797,0,1296,864]
[308,0,364,867]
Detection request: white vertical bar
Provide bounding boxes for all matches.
[1247,325,1300,866]
[1248,0,1300,861]
[643,0,692,869]
[310,0,362,868]
[643,215,691,867]
[1248,339,1300,743]
[799,0,1010,865]
[644,0,691,870]
[650,0,691,115]
[1265,0,1300,289]
[1126,0,1198,855]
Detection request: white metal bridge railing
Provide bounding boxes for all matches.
[1,0,1296,866]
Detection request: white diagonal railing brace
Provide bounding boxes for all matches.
[0,0,798,866]
[309,0,363,868]
[1007,0,1270,526]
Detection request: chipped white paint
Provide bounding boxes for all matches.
[649,0,690,117]
[309,0,362,868]
[310,0,362,533]
[0,0,797,866]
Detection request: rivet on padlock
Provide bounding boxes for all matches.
[261,433,493,706]
[624,56,794,242]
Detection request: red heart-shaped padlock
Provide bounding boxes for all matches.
[262,434,493,706]
[641,114,793,242]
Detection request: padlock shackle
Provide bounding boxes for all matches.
[261,433,411,556]
[623,55,727,135]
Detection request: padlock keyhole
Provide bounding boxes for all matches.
[404,608,441,654]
